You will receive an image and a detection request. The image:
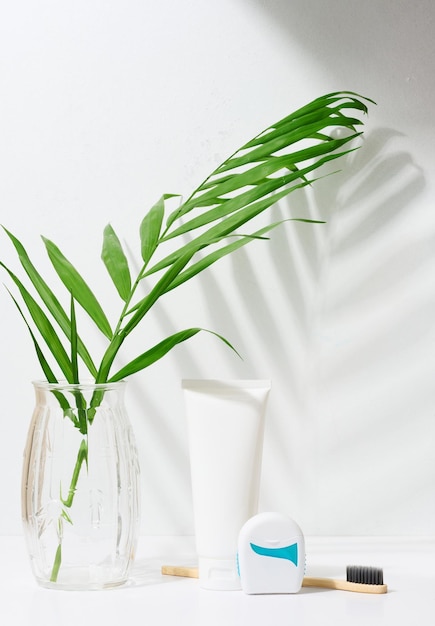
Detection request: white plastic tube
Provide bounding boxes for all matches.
[183,379,271,590]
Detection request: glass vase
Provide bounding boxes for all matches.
[21,380,140,590]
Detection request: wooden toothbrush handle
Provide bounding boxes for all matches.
[161,565,199,579]
[302,577,388,594]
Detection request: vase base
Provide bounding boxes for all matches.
[34,566,129,591]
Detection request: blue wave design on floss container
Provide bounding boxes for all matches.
[250,542,298,566]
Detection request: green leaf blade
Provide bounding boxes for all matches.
[109,328,202,381]
[70,295,79,384]
[5,287,59,383]
[101,224,132,302]
[167,217,325,292]
[109,328,241,382]
[1,262,73,381]
[43,237,113,340]
[140,195,173,265]
[2,227,97,377]
[147,166,333,275]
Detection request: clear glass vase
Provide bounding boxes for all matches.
[21,380,140,590]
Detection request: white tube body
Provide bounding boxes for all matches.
[183,379,271,590]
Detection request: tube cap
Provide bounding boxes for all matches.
[198,557,241,590]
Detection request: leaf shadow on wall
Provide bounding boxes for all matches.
[188,127,430,533]
[118,246,202,535]
[305,130,434,533]
[223,128,432,533]
[126,128,432,536]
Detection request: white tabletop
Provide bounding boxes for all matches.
[2,535,434,626]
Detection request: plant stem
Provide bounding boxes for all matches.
[50,543,62,583]
[62,438,88,508]
[96,256,151,382]
[50,435,88,582]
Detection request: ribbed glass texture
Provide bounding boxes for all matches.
[21,381,140,590]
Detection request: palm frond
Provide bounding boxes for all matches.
[1,92,373,383]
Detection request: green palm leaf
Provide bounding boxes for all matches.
[1,262,73,381]
[146,168,333,277]
[167,217,325,292]
[5,287,59,384]
[70,295,79,384]
[101,224,131,302]
[139,196,177,266]
[2,227,97,377]
[5,288,80,420]
[165,92,372,230]
[1,91,373,384]
[109,328,240,382]
[43,237,113,340]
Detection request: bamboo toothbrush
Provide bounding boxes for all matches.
[161,564,387,594]
[303,565,387,594]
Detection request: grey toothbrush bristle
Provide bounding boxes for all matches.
[346,565,384,585]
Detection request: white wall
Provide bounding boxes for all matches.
[0,0,434,537]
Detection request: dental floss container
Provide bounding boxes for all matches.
[237,512,305,594]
